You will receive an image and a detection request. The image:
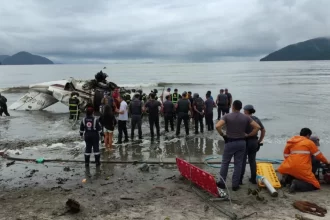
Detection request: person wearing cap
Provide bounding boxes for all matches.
[175,91,192,136]
[224,89,232,114]
[240,104,266,184]
[0,93,10,116]
[162,95,175,132]
[69,92,80,120]
[278,128,329,193]
[216,100,261,191]
[193,93,205,134]
[162,88,171,103]
[79,104,103,167]
[206,91,214,101]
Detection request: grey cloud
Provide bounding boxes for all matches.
[0,0,329,63]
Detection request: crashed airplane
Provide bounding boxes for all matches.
[9,71,136,112]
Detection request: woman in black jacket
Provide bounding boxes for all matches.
[99,105,117,150]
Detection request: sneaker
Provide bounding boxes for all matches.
[232,186,240,191]
[195,131,199,135]
[289,180,296,193]
[123,139,129,143]
[115,141,122,145]
[249,178,257,184]
[216,181,226,189]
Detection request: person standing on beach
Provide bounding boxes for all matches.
[216,89,228,120]
[216,100,260,191]
[99,105,117,150]
[80,105,103,167]
[163,95,175,132]
[162,88,171,103]
[115,95,129,144]
[193,93,204,134]
[240,105,266,184]
[224,88,232,114]
[0,93,10,116]
[129,93,144,140]
[145,93,162,140]
[175,92,192,136]
[204,93,216,131]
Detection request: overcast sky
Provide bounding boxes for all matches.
[0,0,329,63]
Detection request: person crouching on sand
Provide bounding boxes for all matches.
[278,128,329,193]
[99,104,117,150]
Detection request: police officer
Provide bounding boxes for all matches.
[79,104,103,167]
[145,93,162,140]
[175,91,192,136]
[171,89,182,120]
[69,92,80,120]
[193,93,204,134]
[163,95,175,132]
[129,93,144,140]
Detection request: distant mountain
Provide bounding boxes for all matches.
[1,51,53,65]
[260,37,330,61]
[0,55,10,64]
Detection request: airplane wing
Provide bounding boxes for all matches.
[9,91,59,111]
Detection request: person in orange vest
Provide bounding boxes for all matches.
[278,128,329,193]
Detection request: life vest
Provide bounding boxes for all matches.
[172,93,179,104]
[278,136,328,189]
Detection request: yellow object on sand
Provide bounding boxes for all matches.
[257,163,281,188]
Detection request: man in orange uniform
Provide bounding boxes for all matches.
[278,128,329,193]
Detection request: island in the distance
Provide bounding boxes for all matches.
[260,37,330,61]
[0,51,53,65]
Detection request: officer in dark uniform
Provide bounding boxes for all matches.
[175,91,191,136]
[0,93,10,116]
[79,104,103,167]
[193,93,205,134]
[129,93,144,140]
[171,89,182,120]
[163,95,175,132]
[124,89,132,106]
[69,92,80,120]
[145,93,162,140]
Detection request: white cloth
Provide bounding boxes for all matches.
[118,101,128,121]
[162,91,171,102]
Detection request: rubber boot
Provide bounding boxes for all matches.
[84,155,90,167]
[95,154,101,167]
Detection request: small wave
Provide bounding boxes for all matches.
[278,82,330,86]
[0,86,29,93]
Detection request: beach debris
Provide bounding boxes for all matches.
[295,214,313,220]
[164,175,176,181]
[164,217,170,220]
[248,188,264,201]
[66,199,80,213]
[6,161,15,167]
[293,201,327,217]
[25,169,39,178]
[132,160,138,165]
[63,167,71,172]
[120,196,134,200]
[139,163,149,172]
[56,178,68,184]
[204,205,209,212]
[36,158,44,164]
[82,179,87,183]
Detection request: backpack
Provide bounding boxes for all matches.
[195,98,204,111]
[217,94,227,106]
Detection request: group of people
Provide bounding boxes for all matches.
[214,99,328,193]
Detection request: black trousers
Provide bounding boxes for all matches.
[225,106,230,114]
[0,104,10,116]
[164,114,174,131]
[217,106,226,119]
[205,112,214,131]
[149,116,160,138]
[84,134,100,155]
[176,113,189,135]
[131,115,142,139]
[194,113,204,133]
[240,138,258,183]
[118,120,128,142]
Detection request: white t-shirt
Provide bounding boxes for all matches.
[162,91,171,102]
[118,101,128,121]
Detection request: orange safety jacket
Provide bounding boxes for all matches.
[278,136,328,189]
